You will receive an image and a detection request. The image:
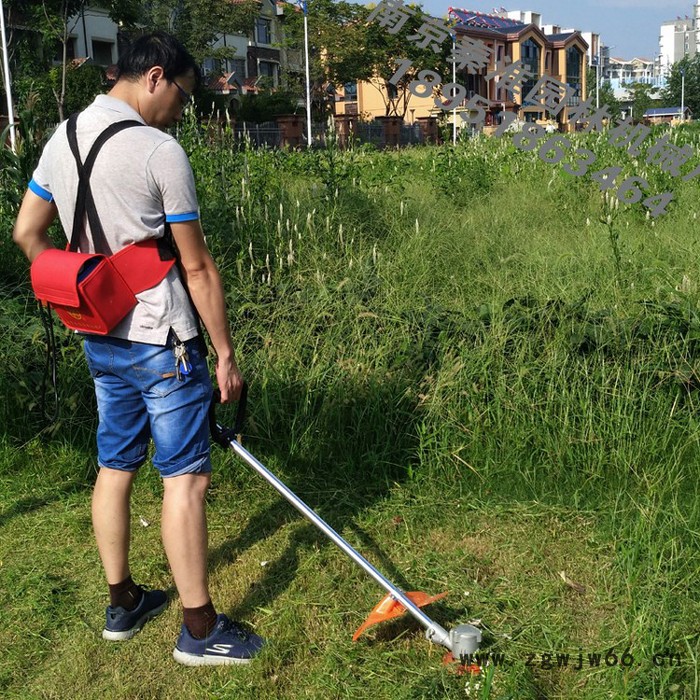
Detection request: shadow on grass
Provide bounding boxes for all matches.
[207,374,439,630]
[0,480,91,528]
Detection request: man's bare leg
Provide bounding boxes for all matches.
[161,472,211,608]
[92,467,138,584]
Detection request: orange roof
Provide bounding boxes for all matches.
[242,76,262,93]
[207,72,240,91]
[206,72,262,94]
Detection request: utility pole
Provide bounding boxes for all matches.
[452,33,457,145]
[0,0,16,152]
[595,44,600,110]
[681,67,686,122]
[299,0,312,147]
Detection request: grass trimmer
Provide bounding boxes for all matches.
[209,386,482,658]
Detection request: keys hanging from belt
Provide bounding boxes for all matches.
[172,333,192,381]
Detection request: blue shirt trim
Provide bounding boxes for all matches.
[28,179,53,202]
[165,212,199,223]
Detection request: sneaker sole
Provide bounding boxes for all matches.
[172,648,254,666]
[102,600,168,641]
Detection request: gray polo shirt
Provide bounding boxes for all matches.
[30,95,200,345]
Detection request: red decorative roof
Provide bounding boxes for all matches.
[207,72,240,92]
[207,72,262,94]
[448,8,526,30]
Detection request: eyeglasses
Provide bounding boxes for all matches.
[171,79,192,106]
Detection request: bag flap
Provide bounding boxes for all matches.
[30,249,105,307]
[110,239,176,294]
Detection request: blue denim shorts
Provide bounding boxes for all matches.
[83,334,213,478]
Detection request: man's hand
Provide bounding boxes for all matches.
[170,220,244,402]
[216,353,243,404]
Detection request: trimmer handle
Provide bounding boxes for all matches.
[209,382,248,447]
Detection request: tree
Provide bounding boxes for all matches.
[626,82,660,123]
[585,66,620,120]
[3,0,259,122]
[134,0,260,66]
[280,0,372,119]
[282,0,452,118]
[236,90,299,122]
[14,62,106,128]
[662,54,700,117]
[4,0,140,121]
[363,7,452,117]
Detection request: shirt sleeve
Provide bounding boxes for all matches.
[29,137,56,202]
[146,138,200,223]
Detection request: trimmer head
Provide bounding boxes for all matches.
[353,591,449,641]
[354,592,483,658]
[447,623,483,658]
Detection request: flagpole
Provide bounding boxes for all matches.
[452,33,457,145]
[301,0,312,146]
[0,0,16,152]
[681,67,685,122]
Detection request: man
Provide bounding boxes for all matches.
[13,32,264,666]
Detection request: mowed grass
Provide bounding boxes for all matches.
[1,122,699,699]
[0,453,646,700]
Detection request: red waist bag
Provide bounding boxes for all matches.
[31,240,175,335]
[30,114,176,335]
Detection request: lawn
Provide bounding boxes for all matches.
[1,119,698,698]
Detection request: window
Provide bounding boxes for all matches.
[342,82,358,101]
[53,37,76,62]
[256,18,272,44]
[257,60,278,86]
[566,46,582,107]
[203,57,221,75]
[92,40,114,66]
[258,61,276,78]
[520,38,541,104]
[230,58,246,77]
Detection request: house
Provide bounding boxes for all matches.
[2,3,118,73]
[644,106,692,124]
[3,1,296,110]
[204,0,288,87]
[449,10,588,129]
[335,8,587,130]
[603,56,665,90]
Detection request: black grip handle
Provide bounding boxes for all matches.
[209,382,248,447]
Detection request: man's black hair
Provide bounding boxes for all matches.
[117,32,201,88]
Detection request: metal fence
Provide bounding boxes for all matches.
[233,121,281,148]
[224,120,428,149]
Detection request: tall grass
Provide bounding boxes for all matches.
[1,115,698,698]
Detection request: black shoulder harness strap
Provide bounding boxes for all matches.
[66,113,145,254]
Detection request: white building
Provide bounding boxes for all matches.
[658,1,700,76]
[501,10,542,27]
[605,56,654,83]
[62,5,119,66]
[203,0,291,89]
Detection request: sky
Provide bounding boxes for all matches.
[362,0,698,60]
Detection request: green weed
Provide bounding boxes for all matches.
[1,122,698,699]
